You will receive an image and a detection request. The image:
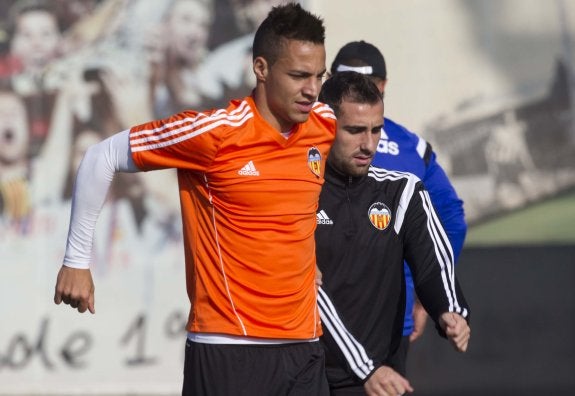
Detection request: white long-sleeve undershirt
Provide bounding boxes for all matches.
[63,130,139,269]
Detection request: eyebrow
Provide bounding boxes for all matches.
[343,123,384,133]
[343,125,369,133]
[289,68,326,77]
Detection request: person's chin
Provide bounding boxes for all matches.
[292,112,311,124]
[346,167,367,178]
[357,165,372,175]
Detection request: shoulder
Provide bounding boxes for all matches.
[366,167,423,210]
[187,98,256,134]
[131,98,254,141]
[368,166,421,184]
[309,102,336,135]
[384,117,424,144]
[384,117,431,162]
[206,97,256,127]
[312,101,336,121]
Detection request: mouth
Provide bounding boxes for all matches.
[354,155,373,166]
[295,101,314,114]
[2,128,14,143]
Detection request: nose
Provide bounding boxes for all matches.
[360,132,378,154]
[303,77,321,99]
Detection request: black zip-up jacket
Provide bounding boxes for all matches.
[316,161,470,387]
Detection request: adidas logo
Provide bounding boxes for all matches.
[316,210,333,225]
[238,161,260,176]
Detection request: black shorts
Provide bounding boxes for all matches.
[182,339,329,396]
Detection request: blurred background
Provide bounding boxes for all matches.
[0,0,573,394]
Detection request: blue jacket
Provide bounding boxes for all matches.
[371,118,467,336]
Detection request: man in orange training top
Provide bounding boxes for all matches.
[53,3,336,394]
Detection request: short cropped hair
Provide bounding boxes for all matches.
[319,71,383,117]
[252,2,325,66]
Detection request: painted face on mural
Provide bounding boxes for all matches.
[0,92,29,167]
[230,0,285,32]
[165,0,213,66]
[10,10,61,71]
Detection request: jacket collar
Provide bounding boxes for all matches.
[325,159,368,187]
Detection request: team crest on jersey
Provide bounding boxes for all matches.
[307,147,322,177]
[368,202,392,230]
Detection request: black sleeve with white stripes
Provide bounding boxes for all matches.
[317,286,381,382]
[403,185,470,326]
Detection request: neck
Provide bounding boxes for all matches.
[252,86,294,134]
[326,159,367,185]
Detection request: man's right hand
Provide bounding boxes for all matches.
[364,365,414,396]
[54,266,95,314]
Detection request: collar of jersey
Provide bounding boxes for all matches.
[325,160,368,188]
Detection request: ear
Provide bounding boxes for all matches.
[253,56,268,82]
[377,79,388,94]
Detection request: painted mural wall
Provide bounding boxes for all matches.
[1,0,574,394]
[0,0,286,394]
[314,0,575,223]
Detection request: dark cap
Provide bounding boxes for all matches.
[330,40,387,79]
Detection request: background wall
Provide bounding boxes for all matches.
[313,0,574,135]
[407,245,575,396]
[1,0,574,394]
[312,0,575,223]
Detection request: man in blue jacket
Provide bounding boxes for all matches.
[329,41,467,375]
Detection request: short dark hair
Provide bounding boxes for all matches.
[319,71,383,117]
[252,2,325,66]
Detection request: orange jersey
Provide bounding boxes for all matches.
[130,96,336,339]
